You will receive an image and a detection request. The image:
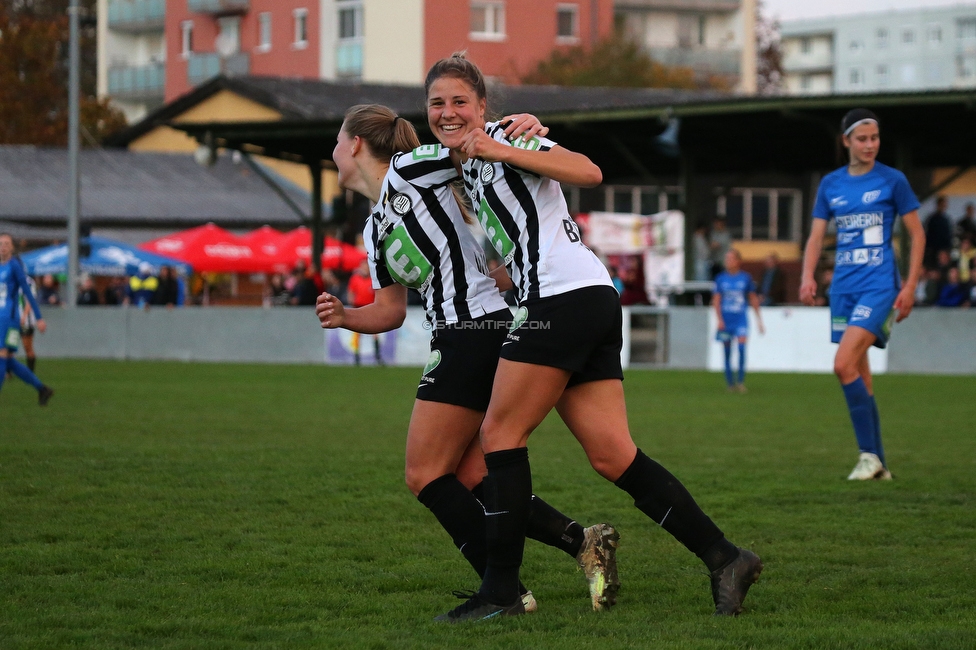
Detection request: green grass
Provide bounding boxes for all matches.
[1,361,975,649]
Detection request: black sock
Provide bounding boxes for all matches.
[615,449,737,572]
[471,480,530,597]
[27,357,36,372]
[480,448,531,606]
[526,495,585,558]
[417,474,488,578]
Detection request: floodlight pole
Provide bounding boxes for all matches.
[66,0,81,309]
[309,160,324,277]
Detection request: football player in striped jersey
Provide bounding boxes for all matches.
[424,54,762,622]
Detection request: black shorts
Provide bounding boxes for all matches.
[416,308,511,411]
[500,284,624,388]
[20,326,35,337]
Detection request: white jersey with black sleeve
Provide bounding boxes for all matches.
[460,121,612,303]
[362,144,508,325]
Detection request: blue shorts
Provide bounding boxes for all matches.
[2,317,21,351]
[830,289,898,349]
[716,314,748,342]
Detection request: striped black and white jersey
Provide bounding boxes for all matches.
[363,144,508,324]
[460,121,612,303]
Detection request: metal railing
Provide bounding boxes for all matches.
[187,53,250,85]
[107,63,165,100]
[108,0,165,31]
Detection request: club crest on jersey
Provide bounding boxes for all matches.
[391,193,412,216]
[510,306,528,332]
[862,190,881,204]
[423,350,441,376]
[480,163,495,184]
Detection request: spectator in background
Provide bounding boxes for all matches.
[266,273,290,307]
[126,263,157,308]
[757,253,786,306]
[77,274,100,306]
[344,258,382,365]
[957,236,975,284]
[609,265,625,295]
[692,224,711,282]
[935,266,969,307]
[935,249,954,284]
[916,266,941,306]
[290,262,319,306]
[956,203,976,243]
[923,196,953,269]
[152,266,180,308]
[18,274,39,371]
[103,276,126,306]
[39,274,61,306]
[709,218,732,278]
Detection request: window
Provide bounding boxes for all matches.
[698,15,706,46]
[337,1,363,78]
[800,74,812,91]
[959,18,976,42]
[876,28,888,48]
[957,55,976,79]
[258,12,271,51]
[800,37,811,54]
[901,63,916,84]
[181,20,194,59]
[849,39,863,52]
[928,24,942,43]
[556,4,578,43]
[716,188,802,242]
[470,2,505,41]
[877,64,889,86]
[216,17,240,56]
[926,62,942,83]
[293,8,308,48]
[902,28,915,44]
[849,67,863,86]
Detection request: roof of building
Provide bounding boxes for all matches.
[0,145,312,229]
[111,75,976,183]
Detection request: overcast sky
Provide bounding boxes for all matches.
[762,0,975,22]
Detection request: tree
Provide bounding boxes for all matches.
[522,34,699,89]
[0,3,126,146]
[756,0,783,95]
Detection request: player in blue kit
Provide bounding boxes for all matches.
[713,249,764,393]
[800,109,925,480]
[0,233,54,405]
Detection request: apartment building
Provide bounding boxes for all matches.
[98,0,614,121]
[614,0,757,92]
[781,4,976,94]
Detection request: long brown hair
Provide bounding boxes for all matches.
[424,51,488,109]
[342,104,420,160]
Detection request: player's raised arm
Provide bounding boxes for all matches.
[316,284,407,334]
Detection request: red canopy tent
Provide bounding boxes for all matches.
[276,227,366,273]
[139,223,272,273]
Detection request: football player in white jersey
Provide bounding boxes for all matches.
[315,104,620,614]
[425,54,762,622]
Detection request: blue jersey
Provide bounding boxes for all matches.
[714,270,755,318]
[1,258,43,324]
[813,162,919,295]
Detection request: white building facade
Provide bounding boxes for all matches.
[614,0,757,93]
[782,5,976,94]
[97,0,168,122]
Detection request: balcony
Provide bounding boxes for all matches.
[108,0,165,32]
[187,52,250,85]
[187,0,249,15]
[107,62,165,101]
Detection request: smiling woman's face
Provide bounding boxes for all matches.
[426,75,486,150]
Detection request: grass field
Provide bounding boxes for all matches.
[2,360,975,649]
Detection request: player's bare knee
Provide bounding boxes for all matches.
[404,466,433,497]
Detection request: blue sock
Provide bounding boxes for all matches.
[0,357,6,392]
[737,342,747,385]
[723,342,734,386]
[7,357,44,391]
[871,396,886,467]
[841,378,877,456]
